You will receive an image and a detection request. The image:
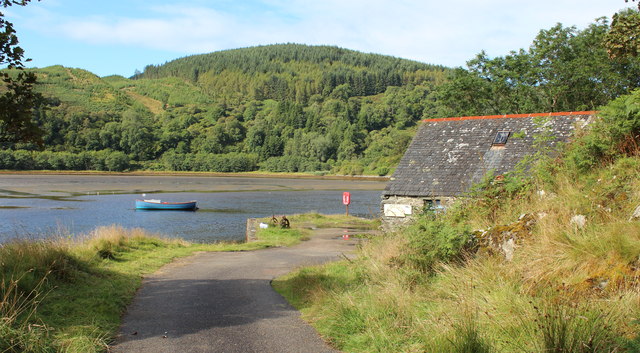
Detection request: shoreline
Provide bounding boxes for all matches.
[0,170,390,181]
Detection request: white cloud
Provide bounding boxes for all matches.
[55,6,233,52]
[15,0,633,67]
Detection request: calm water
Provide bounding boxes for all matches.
[0,175,386,243]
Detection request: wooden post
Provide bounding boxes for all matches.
[343,192,351,217]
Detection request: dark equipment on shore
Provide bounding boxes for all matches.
[280,215,290,229]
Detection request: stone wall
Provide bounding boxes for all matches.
[381,195,455,230]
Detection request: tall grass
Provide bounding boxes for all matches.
[0,238,79,293]
[0,226,211,351]
[528,300,622,353]
[0,214,355,352]
[0,226,184,351]
[0,274,50,353]
[274,154,640,352]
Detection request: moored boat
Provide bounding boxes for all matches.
[135,199,198,210]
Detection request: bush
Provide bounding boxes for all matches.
[398,217,471,274]
[161,150,191,171]
[0,149,15,169]
[259,156,294,172]
[33,151,54,170]
[566,89,640,172]
[332,160,365,175]
[3,150,108,171]
[12,150,34,170]
[260,155,329,173]
[104,151,130,172]
[208,152,259,172]
[161,151,258,172]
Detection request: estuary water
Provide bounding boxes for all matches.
[0,174,387,243]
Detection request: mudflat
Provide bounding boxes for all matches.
[0,173,386,197]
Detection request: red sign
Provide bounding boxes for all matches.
[342,192,351,205]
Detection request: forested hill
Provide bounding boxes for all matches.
[138,44,435,78]
[134,44,445,105]
[2,44,449,174]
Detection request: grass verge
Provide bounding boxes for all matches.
[273,157,640,352]
[281,212,380,230]
[0,218,318,352]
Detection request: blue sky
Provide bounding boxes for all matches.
[6,1,632,77]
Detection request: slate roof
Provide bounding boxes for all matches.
[383,111,594,198]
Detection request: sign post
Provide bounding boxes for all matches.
[342,192,351,216]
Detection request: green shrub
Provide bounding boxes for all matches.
[12,150,34,170]
[161,151,258,172]
[566,89,640,172]
[0,149,15,169]
[260,155,329,173]
[104,151,130,172]
[208,152,259,172]
[399,217,471,274]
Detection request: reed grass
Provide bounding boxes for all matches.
[0,273,51,353]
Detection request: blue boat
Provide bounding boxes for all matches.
[135,199,198,210]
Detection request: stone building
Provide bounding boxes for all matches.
[381,111,595,227]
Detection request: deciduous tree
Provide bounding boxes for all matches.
[0,0,42,145]
[604,8,640,59]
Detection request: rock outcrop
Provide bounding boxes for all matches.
[470,213,537,261]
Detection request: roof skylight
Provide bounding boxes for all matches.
[492,131,510,145]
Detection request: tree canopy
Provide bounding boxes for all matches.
[432,18,640,117]
[604,8,640,59]
[0,0,42,146]
[1,47,447,174]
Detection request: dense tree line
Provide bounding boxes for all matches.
[2,47,444,174]
[3,13,640,175]
[433,17,640,117]
[135,44,446,107]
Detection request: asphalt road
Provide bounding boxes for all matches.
[110,228,365,353]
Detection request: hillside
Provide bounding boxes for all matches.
[0,44,449,174]
[135,44,442,104]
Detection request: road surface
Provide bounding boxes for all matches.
[111,228,365,353]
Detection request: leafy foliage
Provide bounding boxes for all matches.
[434,19,640,117]
[2,45,447,174]
[605,8,640,59]
[0,0,43,145]
[566,88,640,172]
[397,216,472,274]
[6,17,640,175]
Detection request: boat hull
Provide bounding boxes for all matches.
[135,200,198,210]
